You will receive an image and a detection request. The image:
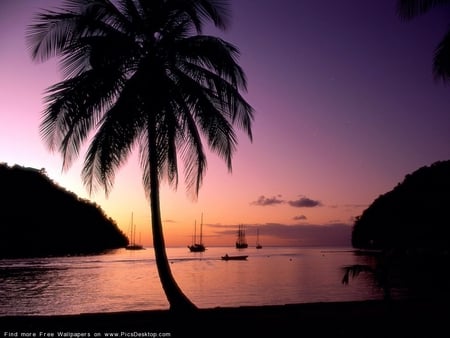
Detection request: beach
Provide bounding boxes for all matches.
[1,299,448,338]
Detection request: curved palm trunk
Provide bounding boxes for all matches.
[148,124,197,312]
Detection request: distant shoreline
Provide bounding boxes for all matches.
[1,298,448,337]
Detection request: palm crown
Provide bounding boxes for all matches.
[27,0,253,198]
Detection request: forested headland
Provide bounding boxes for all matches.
[352,160,450,251]
[0,163,128,258]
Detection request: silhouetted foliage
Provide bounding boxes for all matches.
[397,0,450,83]
[0,163,128,258]
[352,160,450,250]
[345,161,450,300]
[343,247,450,300]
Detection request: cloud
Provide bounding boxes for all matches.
[251,195,284,206]
[288,197,322,208]
[293,215,307,221]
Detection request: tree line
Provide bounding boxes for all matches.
[0,163,128,258]
[352,160,450,251]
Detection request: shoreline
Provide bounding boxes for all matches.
[1,298,448,337]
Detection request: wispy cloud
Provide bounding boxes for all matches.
[293,215,307,221]
[288,196,322,208]
[250,195,284,206]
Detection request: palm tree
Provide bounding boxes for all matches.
[396,0,450,82]
[26,0,253,311]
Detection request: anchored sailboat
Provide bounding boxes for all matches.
[188,213,206,252]
[235,224,248,249]
[256,228,262,249]
[126,212,144,250]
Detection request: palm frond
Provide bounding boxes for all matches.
[176,68,237,168]
[178,107,208,198]
[26,11,78,62]
[396,0,450,21]
[175,36,254,142]
[171,0,231,32]
[82,117,137,196]
[82,97,142,195]
[433,30,450,82]
[341,264,374,285]
[177,36,247,89]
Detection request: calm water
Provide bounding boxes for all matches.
[0,246,387,316]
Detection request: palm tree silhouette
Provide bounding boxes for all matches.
[26,0,253,311]
[396,0,450,82]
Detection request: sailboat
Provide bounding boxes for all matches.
[256,228,263,249]
[235,224,248,249]
[126,212,144,250]
[188,214,206,252]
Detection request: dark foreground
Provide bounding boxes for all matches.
[1,299,448,338]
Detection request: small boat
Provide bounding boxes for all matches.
[188,214,206,252]
[221,254,248,261]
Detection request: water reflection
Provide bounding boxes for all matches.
[0,264,64,314]
[1,247,390,315]
[342,249,450,301]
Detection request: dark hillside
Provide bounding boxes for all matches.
[0,163,128,257]
[352,160,450,250]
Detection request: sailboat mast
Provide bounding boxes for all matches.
[199,213,203,244]
[194,219,197,244]
[130,212,134,245]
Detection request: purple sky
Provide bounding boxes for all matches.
[1,0,450,246]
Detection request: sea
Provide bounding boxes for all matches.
[0,246,391,316]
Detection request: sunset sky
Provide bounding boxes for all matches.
[1,0,450,247]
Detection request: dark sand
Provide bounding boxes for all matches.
[1,299,448,337]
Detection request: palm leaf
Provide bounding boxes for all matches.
[396,0,450,21]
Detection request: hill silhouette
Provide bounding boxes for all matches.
[0,163,128,258]
[352,160,450,250]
